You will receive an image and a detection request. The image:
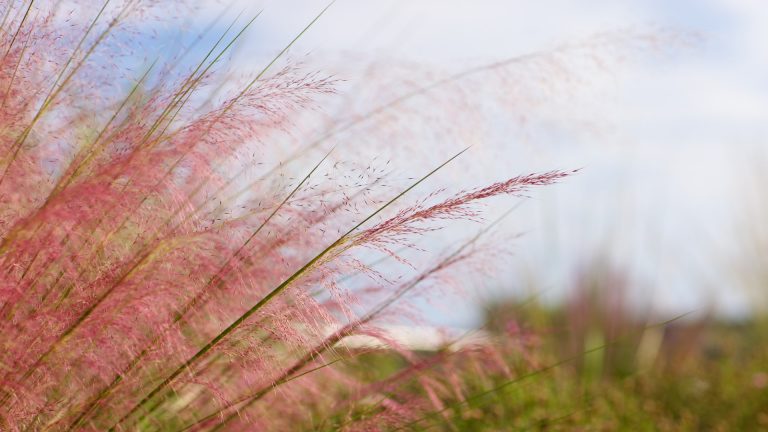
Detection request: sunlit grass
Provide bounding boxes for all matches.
[0,1,572,430]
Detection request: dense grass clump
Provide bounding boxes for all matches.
[0,1,570,430]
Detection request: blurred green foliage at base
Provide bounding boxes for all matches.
[343,301,768,431]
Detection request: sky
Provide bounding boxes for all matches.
[172,0,768,326]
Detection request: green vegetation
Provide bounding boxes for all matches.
[340,303,768,431]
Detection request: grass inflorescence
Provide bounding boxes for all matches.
[0,1,571,431]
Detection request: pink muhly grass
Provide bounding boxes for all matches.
[0,1,571,431]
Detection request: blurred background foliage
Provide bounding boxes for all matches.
[337,259,768,431]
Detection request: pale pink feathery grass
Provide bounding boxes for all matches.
[0,1,572,430]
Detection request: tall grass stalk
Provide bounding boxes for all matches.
[0,1,571,430]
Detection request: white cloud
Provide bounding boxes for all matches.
[193,0,768,319]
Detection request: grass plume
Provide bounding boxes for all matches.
[0,1,570,430]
